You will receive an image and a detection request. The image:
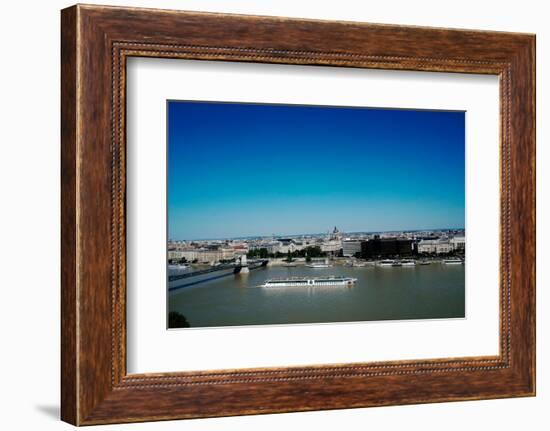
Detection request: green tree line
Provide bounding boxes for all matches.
[247,246,328,260]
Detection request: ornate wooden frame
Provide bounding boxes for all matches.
[61,4,535,425]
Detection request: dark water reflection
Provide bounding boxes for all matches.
[168,265,465,328]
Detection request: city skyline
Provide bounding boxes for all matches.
[169,226,465,242]
[168,101,465,240]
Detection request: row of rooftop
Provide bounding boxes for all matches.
[168,227,465,264]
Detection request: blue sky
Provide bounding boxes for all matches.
[168,101,465,240]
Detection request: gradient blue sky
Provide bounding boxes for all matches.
[168,101,465,240]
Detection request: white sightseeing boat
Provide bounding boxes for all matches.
[378,259,417,267]
[442,258,464,265]
[306,258,332,268]
[261,276,357,288]
[168,263,189,270]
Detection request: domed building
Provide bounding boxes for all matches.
[322,226,343,255]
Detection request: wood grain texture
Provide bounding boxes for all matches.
[60,5,78,425]
[60,4,536,425]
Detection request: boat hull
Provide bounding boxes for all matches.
[262,276,356,288]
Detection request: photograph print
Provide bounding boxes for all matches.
[167,100,465,329]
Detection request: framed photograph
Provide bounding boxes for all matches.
[61,4,535,425]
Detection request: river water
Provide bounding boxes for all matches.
[168,264,465,328]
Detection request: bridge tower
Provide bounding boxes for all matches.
[238,255,249,273]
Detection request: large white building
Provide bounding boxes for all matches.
[168,247,236,264]
[277,239,299,254]
[320,226,343,255]
[451,236,466,251]
[168,249,199,261]
[417,239,453,254]
[321,240,342,254]
[264,242,282,254]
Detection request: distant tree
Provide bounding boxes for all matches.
[168,311,190,328]
[286,250,293,262]
[247,248,269,259]
[304,246,324,258]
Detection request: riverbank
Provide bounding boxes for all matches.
[262,257,463,267]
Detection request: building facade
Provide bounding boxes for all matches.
[361,237,414,258]
[417,238,454,254]
[342,240,362,257]
[451,236,466,251]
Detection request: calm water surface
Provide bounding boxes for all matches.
[168,265,465,328]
